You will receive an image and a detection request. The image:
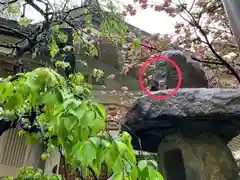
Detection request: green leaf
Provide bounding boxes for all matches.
[115,141,128,155]
[63,114,78,132]
[78,141,97,165]
[121,131,133,148]
[26,135,38,144]
[63,98,81,110]
[58,31,68,43]
[49,37,59,57]
[138,160,148,171]
[4,110,17,121]
[75,86,84,94]
[111,172,123,180]
[148,160,158,169]
[139,168,149,180]
[79,127,89,140]
[4,94,22,110]
[19,17,30,25]
[50,137,61,146]
[104,149,115,174]
[90,118,105,135]
[80,110,96,127]
[72,141,81,155]
[89,137,101,147]
[124,149,136,168]
[148,165,158,179]
[24,76,40,93]
[129,166,138,180]
[75,103,86,120]
[94,104,106,119]
[111,155,123,173]
[83,9,89,14]
[52,114,62,135]
[55,87,64,103]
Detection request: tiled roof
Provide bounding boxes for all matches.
[0,3,150,41]
[0,17,37,39]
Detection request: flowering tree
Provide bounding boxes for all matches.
[116,33,173,88]
[120,0,240,88]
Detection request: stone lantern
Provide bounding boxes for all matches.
[121,50,239,180]
[122,88,240,180]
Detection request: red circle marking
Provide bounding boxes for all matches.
[138,56,182,99]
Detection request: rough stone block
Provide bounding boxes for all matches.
[158,134,238,180]
[151,50,208,89]
[122,88,240,152]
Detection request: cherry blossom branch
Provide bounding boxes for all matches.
[178,2,240,83]
[130,39,225,66]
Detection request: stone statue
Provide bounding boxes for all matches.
[150,50,208,91]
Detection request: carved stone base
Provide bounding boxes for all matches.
[157,134,238,180]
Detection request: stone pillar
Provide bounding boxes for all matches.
[157,133,238,180]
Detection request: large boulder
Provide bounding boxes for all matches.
[151,50,208,89]
[122,88,240,152]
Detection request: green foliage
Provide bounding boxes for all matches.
[7,6,20,14]
[0,1,163,179]
[3,167,62,180]
[0,67,162,179]
[138,160,164,180]
[19,17,30,26]
[49,37,59,58]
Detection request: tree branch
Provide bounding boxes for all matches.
[179,3,240,83]
[0,0,18,5]
[88,166,98,180]
[133,40,226,66]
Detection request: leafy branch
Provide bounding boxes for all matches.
[0,67,163,179]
